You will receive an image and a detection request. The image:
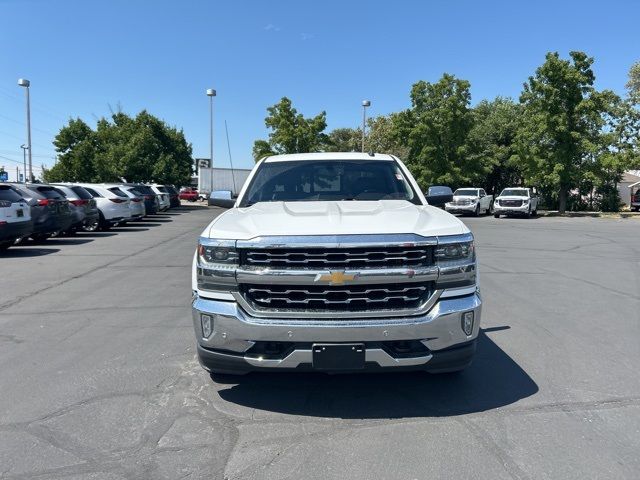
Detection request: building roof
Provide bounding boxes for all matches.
[622,170,640,183]
[263,152,396,163]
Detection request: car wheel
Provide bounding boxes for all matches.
[494,213,500,218]
[83,219,99,232]
[526,206,532,218]
[473,204,480,217]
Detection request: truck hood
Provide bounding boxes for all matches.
[203,200,468,240]
[450,195,479,202]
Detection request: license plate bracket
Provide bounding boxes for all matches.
[312,343,365,370]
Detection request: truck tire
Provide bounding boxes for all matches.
[494,213,500,218]
[474,204,480,216]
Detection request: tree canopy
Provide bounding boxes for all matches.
[252,97,328,160]
[44,111,193,186]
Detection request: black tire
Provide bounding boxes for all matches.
[474,204,480,217]
[525,206,532,218]
[0,241,12,252]
[494,213,500,218]
[83,219,99,232]
[31,233,50,243]
[98,212,111,231]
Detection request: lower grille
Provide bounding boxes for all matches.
[241,282,433,312]
[499,199,523,207]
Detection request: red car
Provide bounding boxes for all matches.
[179,188,199,202]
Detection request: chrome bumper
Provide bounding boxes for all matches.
[192,291,481,370]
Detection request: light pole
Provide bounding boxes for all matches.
[206,88,216,167]
[361,100,371,152]
[18,79,32,182]
[206,88,216,196]
[20,144,28,183]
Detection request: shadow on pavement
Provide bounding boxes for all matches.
[214,328,538,418]
[0,247,61,257]
[112,227,150,232]
[132,222,163,227]
[77,232,118,238]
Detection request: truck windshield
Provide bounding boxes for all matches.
[500,189,528,197]
[240,160,419,206]
[454,189,478,196]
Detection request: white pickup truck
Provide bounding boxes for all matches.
[192,152,481,375]
[445,188,493,216]
[493,187,539,218]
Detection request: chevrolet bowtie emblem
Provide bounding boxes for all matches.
[315,271,358,285]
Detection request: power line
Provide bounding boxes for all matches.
[0,154,45,170]
[0,112,58,136]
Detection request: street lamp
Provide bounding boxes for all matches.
[361,100,371,153]
[18,79,32,182]
[20,144,28,183]
[206,88,216,168]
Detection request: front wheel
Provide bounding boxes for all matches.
[473,204,480,217]
[494,213,500,218]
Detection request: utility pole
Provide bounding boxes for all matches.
[20,144,28,183]
[361,100,371,152]
[206,88,216,196]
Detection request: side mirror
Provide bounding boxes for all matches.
[208,190,235,208]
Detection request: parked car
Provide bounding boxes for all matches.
[103,185,145,221]
[179,187,199,202]
[445,188,493,216]
[165,185,181,208]
[630,182,640,212]
[8,183,73,241]
[494,187,539,218]
[51,184,100,233]
[0,184,33,251]
[121,184,158,215]
[193,152,481,375]
[77,184,132,230]
[149,184,170,211]
[425,185,453,208]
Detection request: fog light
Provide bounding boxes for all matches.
[201,314,213,338]
[462,311,474,336]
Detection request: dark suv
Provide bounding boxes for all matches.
[122,184,158,215]
[165,185,181,209]
[9,184,74,241]
[51,184,100,232]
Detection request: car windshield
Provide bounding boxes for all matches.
[428,186,452,196]
[108,187,128,198]
[500,189,528,197]
[240,160,418,206]
[70,186,93,199]
[454,189,478,196]
[0,186,23,202]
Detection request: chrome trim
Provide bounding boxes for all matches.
[236,266,439,285]
[199,237,236,248]
[236,233,438,249]
[192,293,482,351]
[243,348,432,368]
[231,289,443,319]
[436,232,474,245]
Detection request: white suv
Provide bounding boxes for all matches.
[0,184,32,251]
[493,187,538,218]
[78,184,132,229]
[150,185,170,211]
[103,184,146,220]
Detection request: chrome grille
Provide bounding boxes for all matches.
[241,246,432,269]
[241,282,432,312]
[499,199,523,207]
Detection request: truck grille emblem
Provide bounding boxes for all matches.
[315,271,358,285]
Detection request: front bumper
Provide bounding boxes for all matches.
[445,203,477,214]
[192,292,481,373]
[494,203,530,215]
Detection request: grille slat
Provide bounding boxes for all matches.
[242,246,432,269]
[242,283,432,312]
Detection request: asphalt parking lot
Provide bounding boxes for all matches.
[1,207,639,480]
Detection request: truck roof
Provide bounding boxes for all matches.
[263,152,396,163]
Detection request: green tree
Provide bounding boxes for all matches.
[516,51,618,212]
[394,74,474,189]
[326,127,360,152]
[466,97,522,194]
[626,61,640,103]
[45,111,193,186]
[252,97,328,161]
[366,114,409,159]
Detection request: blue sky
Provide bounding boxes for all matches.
[0,0,638,180]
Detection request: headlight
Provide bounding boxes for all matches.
[197,239,238,292]
[436,235,476,288]
[435,241,474,261]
